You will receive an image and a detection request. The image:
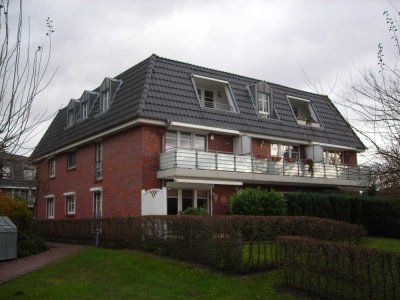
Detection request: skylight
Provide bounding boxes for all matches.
[192,75,238,113]
[287,96,320,127]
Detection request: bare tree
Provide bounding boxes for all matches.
[0,0,56,175]
[341,9,400,194]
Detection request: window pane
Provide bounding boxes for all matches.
[204,90,214,108]
[290,145,300,160]
[194,135,206,150]
[167,198,178,215]
[180,132,192,149]
[197,198,208,210]
[68,152,76,168]
[165,131,177,150]
[271,144,279,157]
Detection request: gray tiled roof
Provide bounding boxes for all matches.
[32,54,365,158]
[0,152,35,189]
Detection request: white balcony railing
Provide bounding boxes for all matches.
[159,148,371,185]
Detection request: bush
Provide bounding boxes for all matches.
[285,192,400,238]
[0,193,32,232]
[181,207,209,215]
[17,233,48,257]
[230,188,286,216]
[279,236,400,300]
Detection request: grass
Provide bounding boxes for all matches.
[361,236,400,253]
[0,247,301,300]
[1,236,399,300]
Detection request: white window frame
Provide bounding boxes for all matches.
[46,196,55,219]
[81,101,88,119]
[95,142,103,180]
[167,189,209,214]
[93,191,102,218]
[258,92,270,116]
[49,159,56,178]
[65,195,76,215]
[165,131,207,151]
[101,89,110,112]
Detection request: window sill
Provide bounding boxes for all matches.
[49,176,56,180]
[95,178,103,183]
[67,167,77,171]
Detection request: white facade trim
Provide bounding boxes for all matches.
[45,194,55,199]
[168,121,240,135]
[0,186,36,190]
[310,142,358,151]
[244,132,309,145]
[63,192,76,196]
[286,95,310,103]
[90,187,103,192]
[174,178,243,186]
[192,74,230,84]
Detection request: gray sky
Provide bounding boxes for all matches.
[17,0,396,158]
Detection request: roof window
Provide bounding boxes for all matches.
[192,75,238,112]
[98,78,122,114]
[255,81,272,117]
[287,96,320,127]
[67,99,80,127]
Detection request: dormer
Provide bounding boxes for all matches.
[255,81,273,117]
[192,75,238,113]
[98,77,122,113]
[79,90,98,120]
[287,96,320,127]
[67,99,80,127]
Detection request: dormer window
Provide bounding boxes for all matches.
[67,108,75,126]
[255,81,273,118]
[66,99,79,127]
[100,89,110,113]
[192,75,238,112]
[81,101,88,119]
[287,96,320,127]
[258,92,270,116]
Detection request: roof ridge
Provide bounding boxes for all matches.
[137,54,157,116]
[154,54,329,98]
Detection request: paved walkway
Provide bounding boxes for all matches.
[0,242,87,284]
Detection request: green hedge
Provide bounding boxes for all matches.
[280,236,400,300]
[285,193,400,238]
[230,188,286,216]
[35,215,366,272]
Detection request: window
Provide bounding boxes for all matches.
[271,144,301,160]
[287,96,320,127]
[67,108,75,126]
[167,189,209,215]
[180,132,192,149]
[65,195,75,215]
[1,166,12,179]
[67,152,76,169]
[95,142,103,180]
[81,101,88,119]
[258,92,270,115]
[204,91,214,108]
[93,192,102,218]
[324,151,343,165]
[49,159,56,177]
[23,166,36,180]
[100,89,110,112]
[192,75,238,112]
[47,197,55,219]
[182,190,193,211]
[165,131,207,151]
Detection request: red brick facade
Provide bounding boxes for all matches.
[36,125,360,219]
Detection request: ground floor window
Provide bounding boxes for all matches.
[93,192,102,218]
[65,196,75,215]
[47,197,55,219]
[167,189,209,215]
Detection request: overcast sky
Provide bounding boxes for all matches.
[13,0,397,158]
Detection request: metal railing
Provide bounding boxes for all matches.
[201,100,234,112]
[159,148,371,185]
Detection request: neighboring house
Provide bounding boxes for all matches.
[32,54,369,220]
[0,152,36,207]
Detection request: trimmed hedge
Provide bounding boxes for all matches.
[286,192,400,238]
[35,215,366,272]
[280,236,400,300]
[230,188,286,216]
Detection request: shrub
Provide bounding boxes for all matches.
[0,193,32,232]
[279,236,400,300]
[285,192,400,238]
[181,207,209,215]
[230,188,286,216]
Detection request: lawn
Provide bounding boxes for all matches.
[1,236,399,300]
[0,248,301,300]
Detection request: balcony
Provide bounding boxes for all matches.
[158,148,370,187]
